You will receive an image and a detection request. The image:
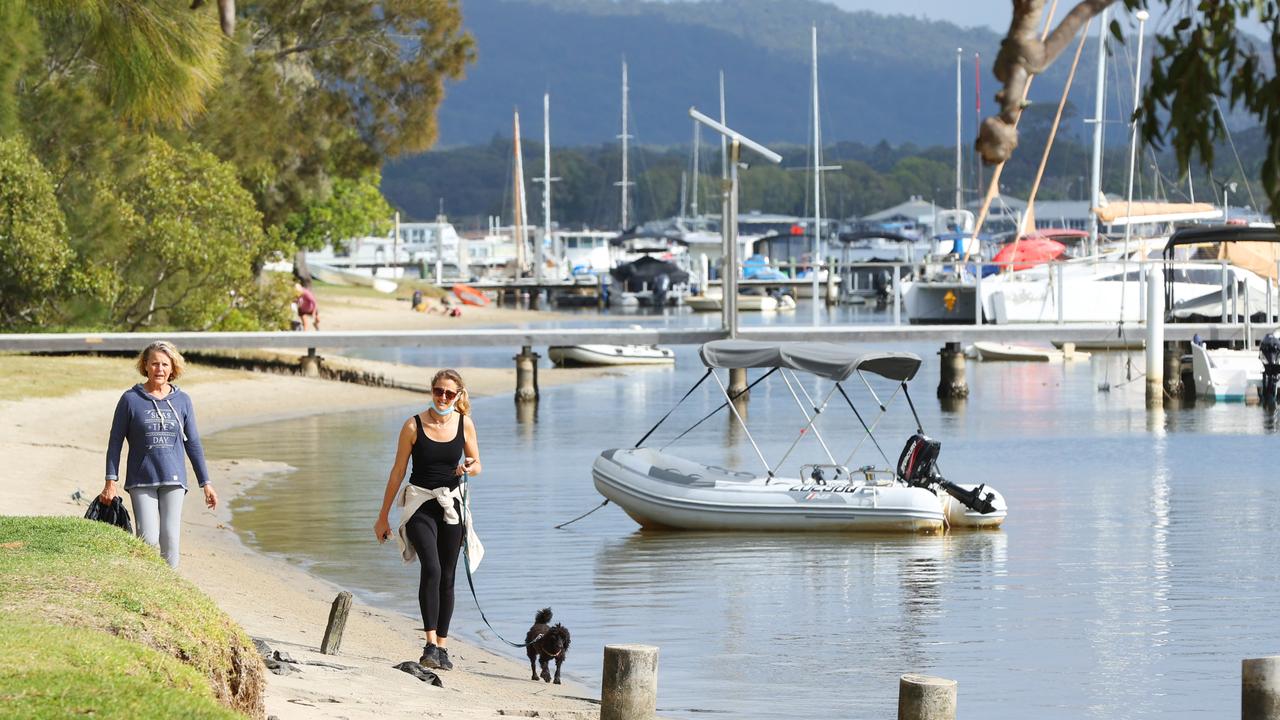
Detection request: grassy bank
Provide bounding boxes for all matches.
[0,517,265,718]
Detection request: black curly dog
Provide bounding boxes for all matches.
[525,607,570,684]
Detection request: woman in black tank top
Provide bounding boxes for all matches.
[374,369,482,672]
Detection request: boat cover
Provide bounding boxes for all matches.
[699,340,921,382]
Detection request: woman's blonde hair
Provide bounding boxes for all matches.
[432,368,470,415]
[135,341,186,382]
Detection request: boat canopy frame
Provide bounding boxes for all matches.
[633,340,927,481]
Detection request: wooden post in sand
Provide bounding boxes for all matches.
[300,348,323,378]
[1243,656,1280,719]
[898,674,956,720]
[320,591,352,655]
[515,346,539,402]
[601,644,658,720]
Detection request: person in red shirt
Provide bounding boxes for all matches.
[294,282,319,331]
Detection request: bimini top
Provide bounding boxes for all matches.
[699,340,921,382]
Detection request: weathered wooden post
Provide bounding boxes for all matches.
[937,343,968,399]
[1164,341,1184,399]
[300,348,322,378]
[898,673,956,720]
[826,258,838,306]
[601,644,658,720]
[320,591,352,655]
[728,368,748,402]
[1243,656,1280,719]
[515,346,539,402]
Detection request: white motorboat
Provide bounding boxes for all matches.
[592,340,1007,533]
[970,342,1090,362]
[309,262,398,294]
[1188,342,1262,401]
[685,293,795,313]
[548,344,675,367]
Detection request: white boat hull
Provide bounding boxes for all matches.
[593,448,1006,533]
[1190,343,1262,401]
[970,342,1089,362]
[685,294,794,313]
[548,345,675,367]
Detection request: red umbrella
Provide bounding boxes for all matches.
[992,236,1067,271]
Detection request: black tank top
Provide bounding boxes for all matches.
[409,414,465,490]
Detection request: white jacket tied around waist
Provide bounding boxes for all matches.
[395,483,484,573]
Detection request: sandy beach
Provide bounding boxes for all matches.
[0,312,622,719]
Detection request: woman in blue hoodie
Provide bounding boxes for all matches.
[100,341,217,567]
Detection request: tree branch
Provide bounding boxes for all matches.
[978,0,1119,164]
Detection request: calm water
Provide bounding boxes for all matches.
[206,306,1280,719]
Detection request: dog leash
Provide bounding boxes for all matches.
[458,476,544,649]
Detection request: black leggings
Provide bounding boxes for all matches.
[405,500,464,638]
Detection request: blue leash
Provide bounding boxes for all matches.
[458,477,542,648]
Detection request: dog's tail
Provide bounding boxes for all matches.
[535,607,553,625]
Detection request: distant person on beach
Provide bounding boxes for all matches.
[374,369,481,672]
[101,341,217,568]
[295,282,319,330]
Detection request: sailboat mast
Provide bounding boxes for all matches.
[513,109,528,274]
[618,60,632,230]
[955,47,963,212]
[541,93,551,280]
[691,121,700,217]
[719,70,727,181]
[1086,5,1109,256]
[1122,10,1150,258]
[811,25,822,319]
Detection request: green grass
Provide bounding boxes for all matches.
[0,517,265,718]
[0,355,247,402]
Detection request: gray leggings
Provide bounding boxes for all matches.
[129,486,186,568]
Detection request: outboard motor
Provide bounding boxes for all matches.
[896,433,998,515]
[1261,332,1280,406]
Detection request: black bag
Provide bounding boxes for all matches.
[84,496,133,534]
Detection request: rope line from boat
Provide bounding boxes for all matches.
[634,368,712,448]
[659,368,778,451]
[458,478,545,648]
[836,383,893,468]
[553,498,611,530]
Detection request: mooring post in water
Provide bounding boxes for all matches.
[300,347,322,378]
[320,591,352,655]
[826,258,838,306]
[898,673,957,720]
[1145,266,1165,407]
[1164,341,1184,399]
[514,345,539,402]
[937,343,968,399]
[600,644,658,720]
[1243,656,1280,719]
[728,367,748,402]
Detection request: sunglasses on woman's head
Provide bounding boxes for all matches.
[432,387,459,401]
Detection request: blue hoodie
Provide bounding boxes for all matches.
[105,384,210,490]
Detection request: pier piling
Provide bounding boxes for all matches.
[937,343,968,399]
[728,368,748,401]
[1164,341,1184,399]
[514,346,539,402]
[320,591,352,655]
[600,644,659,720]
[897,673,957,720]
[1243,656,1280,719]
[299,348,322,378]
[1145,267,1165,407]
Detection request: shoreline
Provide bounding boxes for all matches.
[0,352,620,719]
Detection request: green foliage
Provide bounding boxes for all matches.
[286,172,395,251]
[1136,0,1280,215]
[0,516,265,717]
[24,0,226,125]
[90,136,289,330]
[0,136,74,326]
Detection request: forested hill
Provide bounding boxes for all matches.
[436,0,1100,148]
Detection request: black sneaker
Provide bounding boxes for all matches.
[419,643,443,669]
[437,647,453,671]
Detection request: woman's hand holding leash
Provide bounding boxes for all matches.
[455,457,480,477]
[374,515,391,544]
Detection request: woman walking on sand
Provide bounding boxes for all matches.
[374,369,481,671]
[101,341,217,568]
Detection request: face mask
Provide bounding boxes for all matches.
[433,400,456,416]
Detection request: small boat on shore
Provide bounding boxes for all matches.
[592,340,1007,533]
[548,344,675,367]
[969,342,1090,362]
